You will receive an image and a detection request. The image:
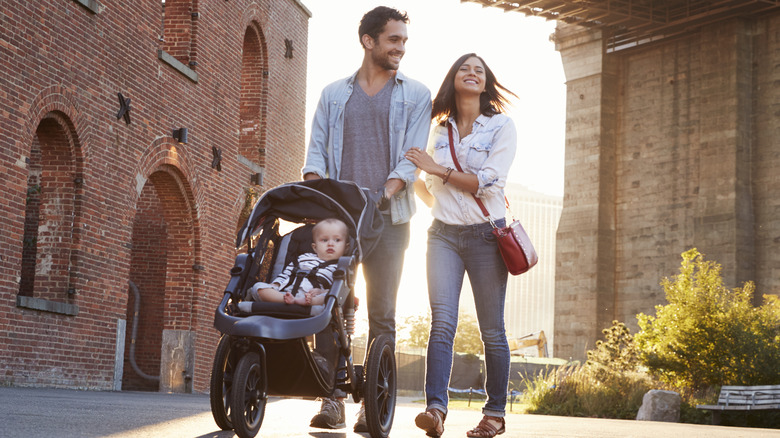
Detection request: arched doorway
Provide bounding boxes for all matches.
[123,164,198,393]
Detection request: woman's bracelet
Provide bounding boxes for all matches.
[442,167,454,185]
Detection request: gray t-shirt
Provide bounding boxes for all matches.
[340,78,394,191]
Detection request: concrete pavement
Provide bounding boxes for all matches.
[0,386,777,437]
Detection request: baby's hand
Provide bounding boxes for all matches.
[283,292,295,304]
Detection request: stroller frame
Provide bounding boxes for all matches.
[210,180,397,438]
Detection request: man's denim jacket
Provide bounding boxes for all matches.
[302,70,432,225]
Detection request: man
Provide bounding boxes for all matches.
[302,5,432,432]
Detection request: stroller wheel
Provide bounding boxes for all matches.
[351,364,364,404]
[230,351,267,438]
[364,334,396,438]
[209,334,235,431]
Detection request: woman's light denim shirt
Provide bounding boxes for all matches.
[302,70,432,225]
[424,114,517,225]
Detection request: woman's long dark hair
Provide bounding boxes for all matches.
[431,53,517,125]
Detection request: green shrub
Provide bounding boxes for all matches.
[634,248,780,391]
[522,250,780,425]
[680,391,717,425]
[522,322,654,419]
[587,321,639,373]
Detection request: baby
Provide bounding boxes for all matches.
[238,218,348,315]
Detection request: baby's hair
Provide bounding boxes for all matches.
[312,218,348,240]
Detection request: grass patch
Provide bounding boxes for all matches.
[522,363,655,419]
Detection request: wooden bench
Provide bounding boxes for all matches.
[696,385,780,425]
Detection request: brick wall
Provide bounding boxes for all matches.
[0,0,310,391]
[554,13,780,360]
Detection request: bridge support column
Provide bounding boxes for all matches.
[553,24,618,360]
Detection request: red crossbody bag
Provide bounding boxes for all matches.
[447,124,538,275]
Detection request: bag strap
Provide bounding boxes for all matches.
[447,123,514,223]
[447,123,491,219]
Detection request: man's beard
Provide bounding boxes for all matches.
[373,50,401,71]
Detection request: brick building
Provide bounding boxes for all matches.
[0,0,310,392]
[464,1,780,360]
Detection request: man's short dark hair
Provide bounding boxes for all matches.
[358,6,409,48]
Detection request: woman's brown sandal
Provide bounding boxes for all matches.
[414,408,445,437]
[466,415,505,437]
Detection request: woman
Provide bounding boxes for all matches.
[405,53,517,437]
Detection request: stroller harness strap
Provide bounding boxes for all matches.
[280,256,338,296]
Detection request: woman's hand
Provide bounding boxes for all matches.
[405,148,443,175]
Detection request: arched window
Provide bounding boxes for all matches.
[19,113,82,304]
[160,0,198,69]
[239,23,267,169]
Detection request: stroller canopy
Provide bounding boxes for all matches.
[236,179,384,262]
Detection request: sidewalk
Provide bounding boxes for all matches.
[0,386,777,437]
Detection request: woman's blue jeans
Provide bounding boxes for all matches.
[424,219,510,418]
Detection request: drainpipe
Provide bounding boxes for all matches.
[128,280,160,382]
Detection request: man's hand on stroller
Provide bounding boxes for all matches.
[373,186,390,211]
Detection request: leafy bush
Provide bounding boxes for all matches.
[522,249,780,425]
[522,321,654,419]
[634,248,780,391]
[586,320,639,373]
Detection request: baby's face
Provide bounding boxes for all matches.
[312,223,347,261]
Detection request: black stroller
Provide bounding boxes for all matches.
[211,179,397,438]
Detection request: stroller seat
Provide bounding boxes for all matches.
[237,222,358,319]
[236,223,318,319]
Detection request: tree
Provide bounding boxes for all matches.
[634,248,780,391]
[400,314,431,349]
[397,312,484,355]
[453,313,483,355]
